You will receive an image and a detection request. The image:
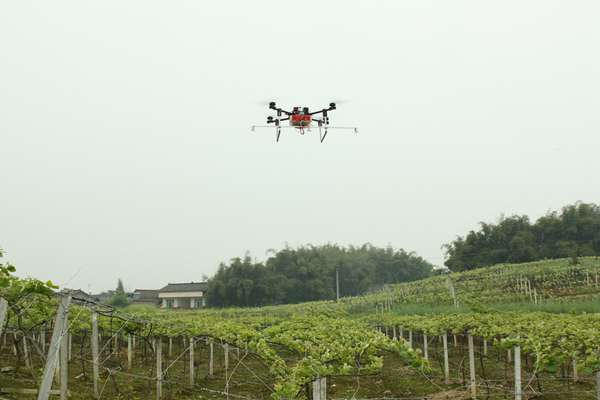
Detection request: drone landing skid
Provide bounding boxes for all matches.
[250,125,358,143]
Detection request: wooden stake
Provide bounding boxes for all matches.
[468,334,476,399]
[483,339,488,356]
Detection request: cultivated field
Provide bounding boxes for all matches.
[2,257,600,399]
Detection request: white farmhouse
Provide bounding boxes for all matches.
[158,282,208,309]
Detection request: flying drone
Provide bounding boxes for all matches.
[251,102,358,143]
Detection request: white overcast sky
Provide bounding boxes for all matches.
[1,1,599,293]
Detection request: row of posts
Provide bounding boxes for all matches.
[3,297,600,400]
[381,325,600,400]
[0,296,238,400]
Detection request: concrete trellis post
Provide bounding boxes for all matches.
[442,333,450,384]
[514,346,522,400]
[189,338,195,386]
[23,335,31,368]
[392,326,397,340]
[37,295,71,400]
[60,321,69,400]
[312,376,327,400]
[573,357,579,382]
[0,298,7,339]
[224,343,229,370]
[312,377,321,400]
[91,310,100,399]
[156,338,163,399]
[423,334,428,360]
[209,340,214,376]
[483,339,488,356]
[127,334,133,370]
[468,334,476,399]
[169,337,173,358]
[41,327,46,352]
[68,333,72,362]
[595,371,600,400]
[408,330,413,348]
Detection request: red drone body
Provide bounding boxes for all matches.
[251,102,358,142]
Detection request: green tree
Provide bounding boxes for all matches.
[109,278,129,308]
[444,202,600,271]
[207,244,434,307]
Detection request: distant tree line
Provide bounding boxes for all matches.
[206,244,435,307]
[444,202,600,271]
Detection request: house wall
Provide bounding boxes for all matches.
[161,297,206,309]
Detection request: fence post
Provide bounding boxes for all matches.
[60,313,69,400]
[0,298,7,338]
[514,346,522,400]
[189,338,195,386]
[37,294,71,400]
[209,340,214,376]
[442,333,450,384]
[41,327,46,352]
[23,335,31,368]
[68,333,72,362]
[468,334,476,399]
[156,337,162,399]
[127,334,133,370]
[320,376,327,400]
[312,376,321,400]
[92,309,100,399]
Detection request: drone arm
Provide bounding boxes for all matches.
[267,117,289,124]
[309,105,336,116]
[269,104,293,116]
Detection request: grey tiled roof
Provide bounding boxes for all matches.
[158,282,208,293]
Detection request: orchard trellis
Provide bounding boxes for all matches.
[0,291,424,400]
[3,257,600,399]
